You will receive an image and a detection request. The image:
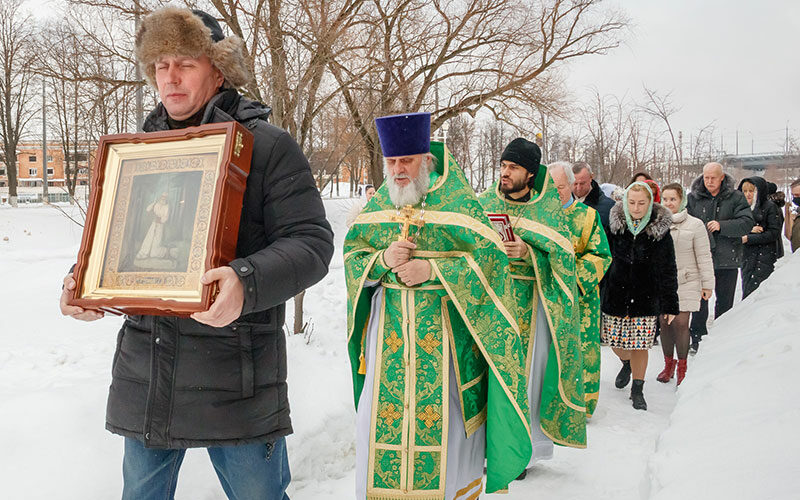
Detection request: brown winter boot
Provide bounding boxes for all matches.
[656,356,676,383]
[676,359,688,385]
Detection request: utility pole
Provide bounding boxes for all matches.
[41,80,48,203]
[786,122,790,155]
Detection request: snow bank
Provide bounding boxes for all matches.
[647,252,800,499]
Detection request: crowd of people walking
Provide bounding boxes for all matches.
[346,154,799,416]
[566,161,795,409]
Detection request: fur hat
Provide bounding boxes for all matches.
[135,7,251,88]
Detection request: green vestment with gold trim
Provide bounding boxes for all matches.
[478,168,586,448]
[344,142,531,498]
[562,201,612,418]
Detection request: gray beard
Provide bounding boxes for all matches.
[385,163,432,207]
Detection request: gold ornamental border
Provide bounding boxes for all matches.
[81,134,226,302]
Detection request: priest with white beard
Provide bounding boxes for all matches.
[344,113,532,499]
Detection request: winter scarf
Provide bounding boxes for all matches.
[623,181,654,236]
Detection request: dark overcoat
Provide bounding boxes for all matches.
[737,176,781,298]
[582,179,615,236]
[687,174,754,270]
[105,90,334,448]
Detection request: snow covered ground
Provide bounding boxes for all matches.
[0,200,797,499]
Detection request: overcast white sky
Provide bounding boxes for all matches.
[25,0,799,155]
[566,0,800,154]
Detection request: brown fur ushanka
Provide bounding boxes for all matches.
[135,7,251,88]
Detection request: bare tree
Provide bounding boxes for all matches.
[332,0,627,185]
[470,119,508,193]
[35,22,87,201]
[627,110,658,178]
[446,114,475,184]
[0,0,35,206]
[581,89,633,184]
[640,85,682,179]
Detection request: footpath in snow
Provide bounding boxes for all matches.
[0,200,796,499]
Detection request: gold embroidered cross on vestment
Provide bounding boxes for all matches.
[418,405,441,428]
[379,403,403,426]
[386,331,404,353]
[418,333,442,354]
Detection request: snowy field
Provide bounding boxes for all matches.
[0,200,797,499]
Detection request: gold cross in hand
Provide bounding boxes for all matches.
[391,205,425,242]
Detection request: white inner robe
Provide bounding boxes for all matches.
[527,299,554,465]
[355,284,485,500]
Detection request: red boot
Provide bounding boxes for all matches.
[656,356,676,383]
[676,359,687,385]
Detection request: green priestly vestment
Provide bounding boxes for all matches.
[345,142,532,498]
[563,201,611,418]
[478,167,587,449]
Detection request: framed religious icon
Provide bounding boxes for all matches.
[486,213,514,242]
[68,122,253,316]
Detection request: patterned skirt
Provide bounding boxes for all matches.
[602,314,658,350]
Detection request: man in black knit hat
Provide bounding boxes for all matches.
[59,7,333,499]
[479,138,587,478]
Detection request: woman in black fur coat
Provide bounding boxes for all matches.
[602,182,680,410]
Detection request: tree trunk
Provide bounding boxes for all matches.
[293,290,306,334]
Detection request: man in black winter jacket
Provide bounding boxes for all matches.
[572,162,615,236]
[58,8,333,499]
[687,162,753,350]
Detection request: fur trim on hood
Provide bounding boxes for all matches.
[690,172,736,199]
[135,8,251,88]
[610,201,672,240]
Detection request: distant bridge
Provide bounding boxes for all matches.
[721,153,800,172]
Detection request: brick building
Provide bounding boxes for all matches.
[0,142,91,189]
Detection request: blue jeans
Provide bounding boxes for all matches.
[122,437,291,500]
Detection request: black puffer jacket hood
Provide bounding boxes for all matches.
[690,172,738,200]
[143,89,272,131]
[687,173,754,270]
[737,176,769,209]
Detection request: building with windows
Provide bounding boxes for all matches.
[0,142,91,189]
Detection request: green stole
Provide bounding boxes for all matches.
[562,202,612,417]
[344,142,531,497]
[478,168,587,448]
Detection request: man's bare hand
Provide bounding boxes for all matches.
[701,288,713,300]
[751,225,764,234]
[707,220,721,232]
[384,240,416,268]
[59,273,104,321]
[191,267,244,328]
[742,235,748,243]
[504,234,528,260]
[663,314,676,325]
[393,259,432,287]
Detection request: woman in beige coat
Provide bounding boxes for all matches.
[658,183,715,385]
